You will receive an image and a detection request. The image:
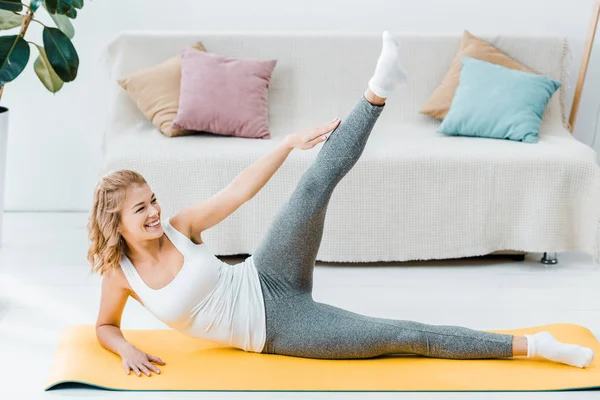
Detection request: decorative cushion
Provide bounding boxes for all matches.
[420,30,533,120]
[437,57,561,143]
[118,42,206,138]
[172,48,277,139]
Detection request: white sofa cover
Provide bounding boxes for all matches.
[99,30,600,264]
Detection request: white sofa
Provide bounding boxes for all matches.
[99,30,600,265]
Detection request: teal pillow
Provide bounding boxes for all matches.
[437,56,561,143]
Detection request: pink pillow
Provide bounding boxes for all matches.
[172,47,277,139]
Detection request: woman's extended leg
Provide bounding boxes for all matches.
[252,92,384,297]
[253,31,407,298]
[260,293,594,368]
[262,293,516,359]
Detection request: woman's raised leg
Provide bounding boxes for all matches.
[253,92,385,298]
[252,31,407,299]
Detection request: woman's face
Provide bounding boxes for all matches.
[119,183,163,242]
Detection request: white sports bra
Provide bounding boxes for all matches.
[120,217,266,353]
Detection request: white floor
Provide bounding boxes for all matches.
[1,212,600,399]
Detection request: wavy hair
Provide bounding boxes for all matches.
[87,169,147,276]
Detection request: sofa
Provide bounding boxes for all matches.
[99,30,600,266]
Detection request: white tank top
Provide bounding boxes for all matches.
[120,217,266,353]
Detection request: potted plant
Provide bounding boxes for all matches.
[0,0,83,245]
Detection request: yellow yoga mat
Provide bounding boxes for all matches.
[45,323,600,392]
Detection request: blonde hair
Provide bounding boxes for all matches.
[87,169,147,276]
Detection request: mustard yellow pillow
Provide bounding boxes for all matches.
[118,42,206,137]
[420,31,533,120]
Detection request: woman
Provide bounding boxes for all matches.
[89,31,594,377]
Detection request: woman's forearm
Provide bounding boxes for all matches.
[231,137,294,199]
[96,324,133,357]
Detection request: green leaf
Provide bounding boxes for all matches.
[33,44,63,92]
[72,0,82,9]
[0,9,23,29]
[30,0,42,11]
[63,4,75,18]
[48,11,73,38]
[44,0,76,19]
[42,26,77,81]
[0,34,29,85]
[0,0,22,12]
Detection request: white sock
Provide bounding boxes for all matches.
[524,331,594,368]
[368,30,408,99]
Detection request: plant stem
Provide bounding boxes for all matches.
[19,8,34,36]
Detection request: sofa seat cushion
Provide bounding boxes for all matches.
[103,122,596,164]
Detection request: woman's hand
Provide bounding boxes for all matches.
[285,118,341,150]
[120,343,166,377]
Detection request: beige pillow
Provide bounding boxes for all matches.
[118,42,206,137]
[420,30,533,120]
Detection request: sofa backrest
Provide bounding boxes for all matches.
[101,31,570,141]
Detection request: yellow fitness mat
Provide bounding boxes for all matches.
[45,323,600,392]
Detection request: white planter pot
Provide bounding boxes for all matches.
[0,106,8,246]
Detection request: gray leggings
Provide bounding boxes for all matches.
[252,95,514,359]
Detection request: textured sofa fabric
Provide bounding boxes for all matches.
[100,31,600,264]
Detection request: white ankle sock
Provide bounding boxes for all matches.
[524,331,594,368]
[368,30,408,99]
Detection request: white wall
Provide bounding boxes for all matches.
[3,0,600,211]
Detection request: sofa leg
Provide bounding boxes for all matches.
[540,252,558,265]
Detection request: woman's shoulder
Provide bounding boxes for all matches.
[165,214,204,245]
[104,265,130,292]
[105,265,143,305]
